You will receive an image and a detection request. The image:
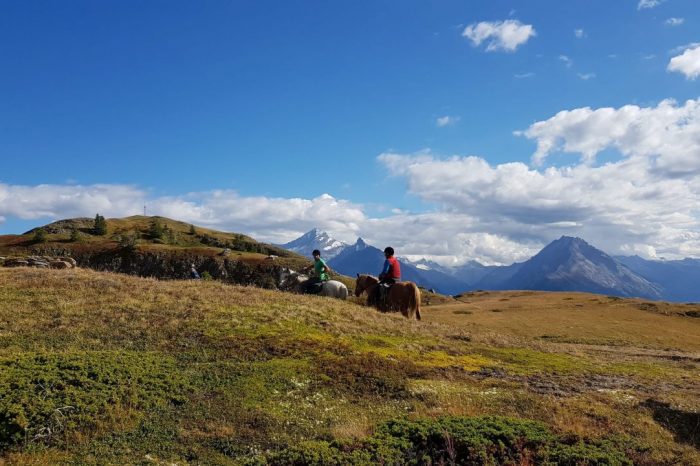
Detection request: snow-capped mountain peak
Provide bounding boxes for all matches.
[279,229,350,259]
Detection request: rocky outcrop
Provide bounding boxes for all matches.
[3,255,77,270]
[12,247,282,289]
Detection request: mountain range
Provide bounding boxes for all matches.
[281,229,700,302]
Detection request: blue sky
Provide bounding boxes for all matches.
[2,1,699,264]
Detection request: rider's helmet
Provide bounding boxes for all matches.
[383,247,394,256]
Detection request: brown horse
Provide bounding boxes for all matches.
[354,274,421,320]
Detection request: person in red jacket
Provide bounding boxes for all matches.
[379,246,401,285]
[374,246,401,308]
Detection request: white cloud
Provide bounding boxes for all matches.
[668,44,700,79]
[665,17,684,26]
[574,29,586,38]
[516,98,700,176]
[559,55,573,68]
[436,115,460,127]
[638,0,664,10]
[0,185,365,244]
[670,42,700,55]
[0,184,147,221]
[514,72,534,79]
[577,72,596,80]
[377,149,700,262]
[462,20,536,52]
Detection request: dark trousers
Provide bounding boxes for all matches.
[374,278,398,305]
[302,277,324,294]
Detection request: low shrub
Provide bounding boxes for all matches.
[0,352,190,449]
[255,416,634,466]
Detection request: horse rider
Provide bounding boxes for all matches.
[377,246,401,303]
[301,249,331,294]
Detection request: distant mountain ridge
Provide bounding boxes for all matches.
[488,237,662,300]
[277,230,700,302]
[326,238,470,295]
[615,255,700,302]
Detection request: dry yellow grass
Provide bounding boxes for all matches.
[426,290,700,353]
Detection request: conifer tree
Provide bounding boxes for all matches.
[32,228,47,244]
[149,218,164,240]
[93,214,107,235]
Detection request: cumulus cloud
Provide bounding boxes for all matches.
[514,72,534,79]
[577,72,596,80]
[638,0,664,9]
[436,115,460,127]
[665,17,684,26]
[574,29,586,38]
[0,184,365,244]
[462,20,536,52]
[668,44,700,79]
[378,150,700,261]
[516,98,700,176]
[0,184,147,221]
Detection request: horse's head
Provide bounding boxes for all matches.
[354,274,378,297]
[279,267,292,284]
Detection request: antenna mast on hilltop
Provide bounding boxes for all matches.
[144,205,147,216]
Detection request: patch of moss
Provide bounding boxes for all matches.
[477,347,596,375]
[0,351,190,449]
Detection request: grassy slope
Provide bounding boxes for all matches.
[0,268,698,465]
[0,216,319,278]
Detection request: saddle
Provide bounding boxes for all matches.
[307,281,324,294]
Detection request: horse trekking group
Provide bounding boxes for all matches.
[278,247,421,320]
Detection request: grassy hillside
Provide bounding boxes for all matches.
[0,268,698,465]
[0,216,305,268]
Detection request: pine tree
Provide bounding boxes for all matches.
[189,224,196,235]
[32,228,47,244]
[70,228,81,242]
[93,214,107,235]
[149,218,164,240]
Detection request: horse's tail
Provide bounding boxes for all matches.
[411,283,421,320]
[341,283,348,300]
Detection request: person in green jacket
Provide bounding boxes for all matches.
[302,249,331,294]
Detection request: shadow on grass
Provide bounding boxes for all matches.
[642,399,700,449]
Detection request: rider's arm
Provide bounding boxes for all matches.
[379,259,390,277]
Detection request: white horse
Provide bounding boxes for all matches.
[278,267,348,300]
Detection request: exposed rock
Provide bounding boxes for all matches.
[50,261,72,269]
[4,259,29,267]
[59,257,77,267]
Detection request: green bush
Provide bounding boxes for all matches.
[32,228,47,244]
[118,232,139,251]
[93,214,107,236]
[149,218,165,240]
[0,352,190,449]
[255,416,633,466]
[69,228,82,242]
